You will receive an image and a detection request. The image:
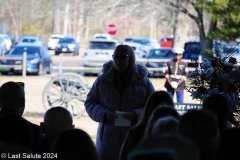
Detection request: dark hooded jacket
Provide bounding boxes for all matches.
[84,60,155,160]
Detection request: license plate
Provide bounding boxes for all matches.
[15,60,22,64]
[62,48,67,52]
[98,54,106,57]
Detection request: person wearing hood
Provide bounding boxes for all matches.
[84,44,155,160]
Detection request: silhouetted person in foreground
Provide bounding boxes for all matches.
[0,113,33,149]
[151,116,179,136]
[202,94,231,133]
[39,106,74,154]
[120,91,174,160]
[144,104,180,137]
[0,81,43,152]
[128,133,200,160]
[51,128,101,160]
[178,109,220,160]
[216,127,240,160]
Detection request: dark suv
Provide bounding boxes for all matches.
[182,41,201,68]
[55,36,80,56]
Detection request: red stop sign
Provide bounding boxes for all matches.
[107,23,117,35]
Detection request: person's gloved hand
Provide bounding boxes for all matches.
[106,111,118,121]
[122,112,137,121]
[170,81,178,89]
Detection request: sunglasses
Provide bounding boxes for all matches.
[112,55,130,60]
[16,82,24,89]
[174,53,182,56]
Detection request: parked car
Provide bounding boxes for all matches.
[47,34,65,50]
[124,37,156,55]
[18,36,46,46]
[55,36,80,56]
[83,39,120,68]
[0,43,52,75]
[122,41,146,59]
[145,48,174,77]
[182,41,201,68]
[159,36,174,48]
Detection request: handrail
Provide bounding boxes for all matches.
[52,65,196,73]
[78,58,194,63]
[0,54,200,76]
[56,54,200,74]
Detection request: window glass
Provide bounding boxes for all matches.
[183,42,201,59]
[59,38,75,43]
[51,37,61,40]
[89,42,116,50]
[132,39,150,46]
[9,46,40,56]
[148,49,173,58]
[95,36,107,39]
[22,39,36,43]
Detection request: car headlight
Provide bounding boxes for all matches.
[29,58,40,64]
[68,44,76,48]
[56,44,61,48]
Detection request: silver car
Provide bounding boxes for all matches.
[83,39,120,67]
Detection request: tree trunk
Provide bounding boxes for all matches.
[64,3,69,35]
[173,3,193,48]
[174,12,190,48]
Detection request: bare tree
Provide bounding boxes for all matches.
[0,0,179,45]
[159,0,216,58]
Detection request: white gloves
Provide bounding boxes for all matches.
[170,81,178,89]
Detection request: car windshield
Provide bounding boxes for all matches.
[124,38,133,42]
[88,41,116,50]
[8,46,40,56]
[59,38,75,43]
[51,37,61,40]
[182,42,201,59]
[185,43,201,53]
[94,36,108,39]
[148,49,173,58]
[132,39,150,46]
[22,39,36,43]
